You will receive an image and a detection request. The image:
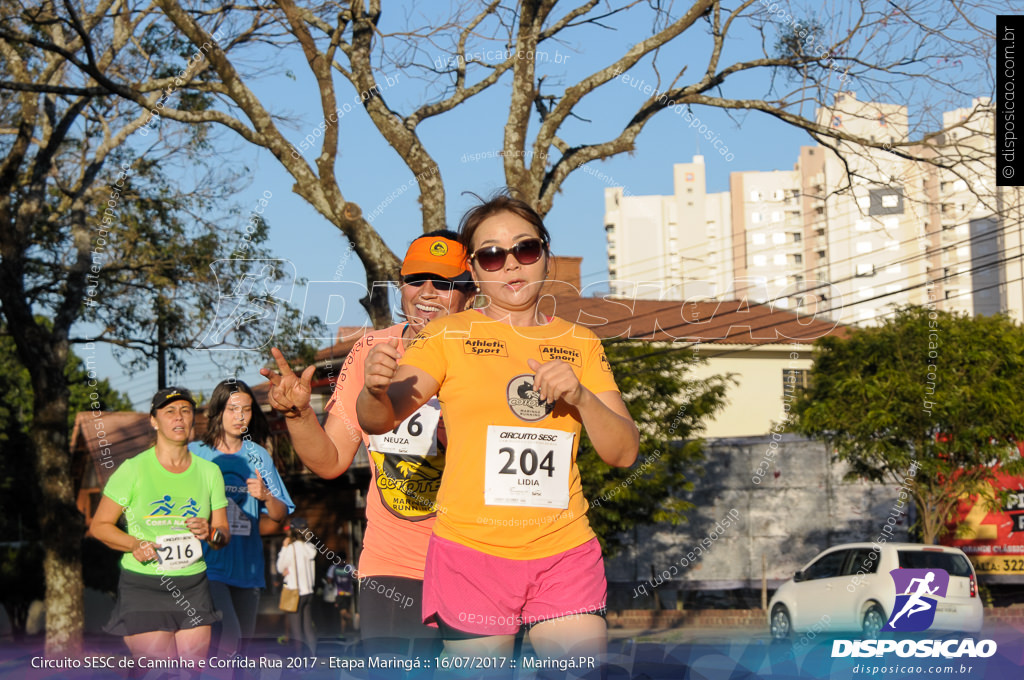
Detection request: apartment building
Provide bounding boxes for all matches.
[605,93,1017,325]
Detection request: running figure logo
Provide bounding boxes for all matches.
[181,498,200,518]
[884,568,950,632]
[149,495,175,515]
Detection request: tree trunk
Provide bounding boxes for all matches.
[30,349,84,656]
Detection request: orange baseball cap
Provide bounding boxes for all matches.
[400,236,471,281]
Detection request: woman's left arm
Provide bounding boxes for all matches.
[528,358,639,467]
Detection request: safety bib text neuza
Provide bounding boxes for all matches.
[367,399,441,457]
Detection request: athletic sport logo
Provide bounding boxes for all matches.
[884,568,950,632]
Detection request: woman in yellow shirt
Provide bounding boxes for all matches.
[357,194,639,661]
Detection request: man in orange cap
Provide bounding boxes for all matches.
[263,230,474,665]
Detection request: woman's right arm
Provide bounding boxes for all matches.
[262,347,361,479]
[90,496,157,563]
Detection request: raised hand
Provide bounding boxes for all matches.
[247,469,271,502]
[527,358,584,407]
[261,347,316,418]
[363,338,401,397]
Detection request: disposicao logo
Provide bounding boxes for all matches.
[884,568,948,632]
[831,567,998,660]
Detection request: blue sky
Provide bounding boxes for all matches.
[91,2,1000,409]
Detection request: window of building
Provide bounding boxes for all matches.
[856,241,873,254]
[953,179,967,192]
[752,232,766,245]
[771,211,783,222]
[886,263,901,274]
[883,216,899,232]
[793,253,803,264]
[751,211,762,223]
[793,232,802,243]
[753,254,767,267]
[856,263,875,277]
[885,239,899,251]
[832,116,842,128]
[783,368,809,392]
[773,253,786,265]
[772,232,786,244]
[856,219,871,232]
[882,194,899,208]
[773,189,785,201]
[751,190,762,202]
[858,287,875,299]
[775,276,788,288]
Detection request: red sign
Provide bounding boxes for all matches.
[941,470,1024,576]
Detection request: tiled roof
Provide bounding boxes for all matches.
[538,295,847,344]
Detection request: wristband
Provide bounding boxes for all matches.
[210,528,224,546]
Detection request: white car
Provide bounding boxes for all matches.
[768,542,983,639]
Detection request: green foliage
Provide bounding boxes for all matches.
[0,332,129,634]
[578,341,733,558]
[0,329,131,542]
[790,306,1024,543]
[0,543,44,637]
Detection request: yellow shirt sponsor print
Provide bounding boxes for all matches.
[370,450,446,521]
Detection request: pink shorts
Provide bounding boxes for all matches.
[422,535,607,636]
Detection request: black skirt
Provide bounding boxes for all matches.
[104,569,222,636]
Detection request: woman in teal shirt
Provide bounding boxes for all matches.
[190,378,294,657]
[92,387,231,663]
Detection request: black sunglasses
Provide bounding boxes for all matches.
[403,274,473,292]
[470,238,545,272]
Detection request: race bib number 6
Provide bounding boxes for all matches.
[367,399,441,457]
[484,426,574,509]
[155,533,202,570]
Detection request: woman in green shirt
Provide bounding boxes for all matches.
[91,387,231,663]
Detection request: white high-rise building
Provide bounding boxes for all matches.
[605,156,731,301]
[604,93,1021,325]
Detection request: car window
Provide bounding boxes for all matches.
[845,548,879,575]
[897,550,973,577]
[804,549,850,580]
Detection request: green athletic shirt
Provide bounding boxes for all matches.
[103,447,228,576]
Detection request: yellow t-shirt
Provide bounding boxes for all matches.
[400,310,619,559]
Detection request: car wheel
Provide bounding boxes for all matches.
[862,603,886,639]
[770,604,792,640]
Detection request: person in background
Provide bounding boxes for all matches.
[262,230,474,662]
[92,387,230,664]
[276,518,318,655]
[189,378,295,658]
[326,556,355,637]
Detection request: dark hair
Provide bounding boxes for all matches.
[202,379,271,449]
[416,228,461,242]
[457,191,551,255]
